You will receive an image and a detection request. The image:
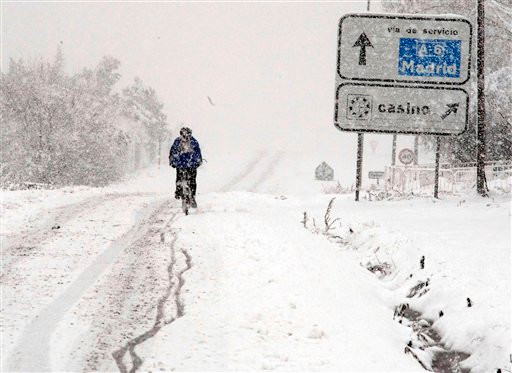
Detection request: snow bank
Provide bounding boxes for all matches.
[323,194,511,372]
[137,192,422,371]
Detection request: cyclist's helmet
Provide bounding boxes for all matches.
[180,127,192,137]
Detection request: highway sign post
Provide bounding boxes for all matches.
[334,13,472,200]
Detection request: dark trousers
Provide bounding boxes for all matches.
[175,168,197,197]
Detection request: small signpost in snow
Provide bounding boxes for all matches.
[368,171,384,185]
[333,12,472,200]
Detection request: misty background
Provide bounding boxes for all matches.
[3,1,407,187]
[2,1,509,189]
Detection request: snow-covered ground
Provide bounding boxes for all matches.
[1,151,510,372]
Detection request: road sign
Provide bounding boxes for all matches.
[315,162,334,181]
[334,83,468,135]
[368,171,384,179]
[398,148,415,165]
[337,13,472,85]
[333,13,472,201]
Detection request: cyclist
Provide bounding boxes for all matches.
[169,127,202,208]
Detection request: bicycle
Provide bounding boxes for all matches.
[178,169,193,215]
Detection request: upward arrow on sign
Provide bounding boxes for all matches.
[353,32,373,65]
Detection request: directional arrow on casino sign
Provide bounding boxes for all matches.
[353,32,373,66]
[441,103,459,120]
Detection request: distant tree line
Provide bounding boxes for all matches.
[382,0,512,163]
[0,49,170,188]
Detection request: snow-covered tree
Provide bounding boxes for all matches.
[1,52,130,187]
[1,53,71,185]
[62,56,129,185]
[122,77,170,162]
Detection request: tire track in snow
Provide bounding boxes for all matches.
[5,197,168,372]
[219,151,267,192]
[77,201,180,371]
[112,233,193,373]
[248,151,284,193]
[1,192,157,279]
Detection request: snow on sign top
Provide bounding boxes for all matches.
[337,13,472,85]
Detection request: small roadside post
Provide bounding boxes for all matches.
[334,12,471,200]
[368,171,384,185]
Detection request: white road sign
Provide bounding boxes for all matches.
[398,149,415,165]
[334,83,468,135]
[368,171,385,179]
[336,14,472,85]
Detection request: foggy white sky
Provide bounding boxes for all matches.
[2,1,422,185]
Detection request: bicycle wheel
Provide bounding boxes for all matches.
[179,169,192,215]
[182,194,189,215]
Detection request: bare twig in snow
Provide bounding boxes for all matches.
[324,198,340,233]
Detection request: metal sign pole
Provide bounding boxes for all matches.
[434,136,441,199]
[476,0,488,197]
[414,136,419,165]
[354,0,371,202]
[391,135,397,166]
[355,133,364,201]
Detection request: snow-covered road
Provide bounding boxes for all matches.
[3,193,169,371]
[2,153,268,371]
[1,152,510,372]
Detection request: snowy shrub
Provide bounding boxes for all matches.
[1,50,169,188]
[323,198,340,234]
[303,198,345,245]
[321,181,354,194]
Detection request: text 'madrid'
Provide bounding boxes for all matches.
[398,38,462,78]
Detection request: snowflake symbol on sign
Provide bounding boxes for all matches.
[347,94,372,120]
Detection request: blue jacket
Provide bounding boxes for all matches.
[169,136,202,169]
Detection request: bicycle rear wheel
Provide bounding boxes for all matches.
[182,196,189,215]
